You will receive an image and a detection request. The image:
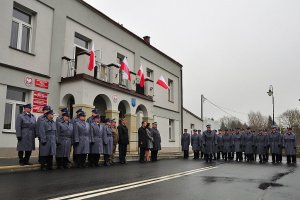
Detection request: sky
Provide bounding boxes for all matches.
[85,0,300,123]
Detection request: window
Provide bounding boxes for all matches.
[3,87,27,132]
[74,33,89,49]
[10,7,33,52]
[117,53,128,87]
[146,68,153,80]
[168,79,174,102]
[169,119,175,141]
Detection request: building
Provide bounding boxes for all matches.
[0,0,183,156]
[183,108,203,134]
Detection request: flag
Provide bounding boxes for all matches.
[156,75,169,89]
[88,44,95,71]
[120,57,131,81]
[137,65,145,87]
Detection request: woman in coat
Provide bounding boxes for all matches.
[103,119,113,166]
[56,112,73,169]
[73,111,90,168]
[89,115,105,167]
[39,110,57,171]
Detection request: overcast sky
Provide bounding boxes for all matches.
[85,0,300,123]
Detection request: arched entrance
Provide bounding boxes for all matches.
[118,100,131,120]
[62,94,75,118]
[94,94,112,121]
[136,104,148,128]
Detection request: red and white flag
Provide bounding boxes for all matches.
[88,44,95,71]
[156,75,169,89]
[137,65,145,87]
[120,57,131,81]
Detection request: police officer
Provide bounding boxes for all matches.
[269,125,282,164]
[87,108,98,124]
[222,129,233,162]
[198,130,204,159]
[181,129,190,159]
[56,112,73,169]
[39,110,56,171]
[110,119,119,164]
[150,122,161,162]
[216,130,223,160]
[283,127,297,165]
[71,108,83,124]
[73,111,90,168]
[16,104,36,166]
[191,129,200,159]
[202,125,217,163]
[255,129,267,164]
[233,128,243,162]
[103,119,113,166]
[56,108,68,124]
[89,115,104,167]
[36,105,51,138]
[118,118,129,164]
[244,128,255,162]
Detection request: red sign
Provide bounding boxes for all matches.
[35,79,49,89]
[33,91,48,100]
[32,91,48,113]
[32,105,44,113]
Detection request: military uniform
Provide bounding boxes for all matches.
[268,130,282,164]
[39,111,57,170]
[222,132,233,161]
[181,131,190,159]
[233,131,243,162]
[255,131,267,163]
[110,125,119,164]
[191,131,200,159]
[283,130,297,164]
[202,127,217,163]
[56,117,73,169]
[89,119,104,167]
[244,131,255,162]
[16,107,36,165]
[151,126,161,161]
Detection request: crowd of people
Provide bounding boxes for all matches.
[182,124,298,165]
[15,103,160,171]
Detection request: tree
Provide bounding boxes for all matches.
[279,109,300,146]
[267,115,276,129]
[248,111,268,130]
[219,116,244,129]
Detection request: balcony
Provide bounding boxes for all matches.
[61,53,153,101]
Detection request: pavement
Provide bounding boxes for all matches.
[0,158,299,200]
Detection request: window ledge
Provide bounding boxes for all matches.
[168,100,174,103]
[9,46,35,56]
[169,139,176,142]
[2,130,16,134]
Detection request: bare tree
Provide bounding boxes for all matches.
[219,116,244,129]
[248,111,268,130]
[279,109,300,129]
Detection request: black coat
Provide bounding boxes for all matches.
[138,127,148,148]
[118,124,129,145]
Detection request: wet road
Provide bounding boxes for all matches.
[0,159,299,200]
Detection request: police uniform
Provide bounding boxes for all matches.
[283,128,297,164]
[15,104,36,165]
[202,125,217,163]
[268,126,282,164]
[181,129,190,159]
[89,115,104,167]
[191,130,200,159]
[233,130,243,162]
[87,108,98,124]
[222,130,233,162]
[255,131,267,163]
[103,119,113,166]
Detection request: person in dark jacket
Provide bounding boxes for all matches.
[138,121,148,163]
[89,115,104,167]
[16,104,36,166]
[117,118,129,164]
[181,129,191,159]
[150,122,161,162]
[73,111,90,168]
[39,110,56,171]
[191,129,200,159]
[56,112,73,169]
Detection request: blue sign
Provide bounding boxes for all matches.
[131,98,136,107]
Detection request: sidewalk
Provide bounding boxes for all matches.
[0,152,182,174]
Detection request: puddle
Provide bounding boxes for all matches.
[258,182,283,190]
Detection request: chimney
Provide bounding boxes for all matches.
[143,36,150,45]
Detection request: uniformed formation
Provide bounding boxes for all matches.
[182,124,298,165]
[15,104,133,171]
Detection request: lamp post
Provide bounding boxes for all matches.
[267,85,275,125]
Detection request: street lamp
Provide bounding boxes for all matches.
[267,85,275,125]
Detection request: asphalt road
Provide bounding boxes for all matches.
[0,159,299,200]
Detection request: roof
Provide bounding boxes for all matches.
[183,107,203,121]
[78,0,183,68]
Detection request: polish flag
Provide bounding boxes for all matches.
[137,65,145,87]
[120,57,131,81]
[88,44,95,71]
[156,75,169,89]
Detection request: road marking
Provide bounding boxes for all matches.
[49,166,217,200]
[0,164,40,169]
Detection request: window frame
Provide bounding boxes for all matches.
[146,68,153,81]
[11,8,33,53]
[169,119,175,142]
[168,79,174,102]
[3,99,26,133]
[116,53,129,88]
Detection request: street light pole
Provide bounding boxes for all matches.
[267,85,275,125]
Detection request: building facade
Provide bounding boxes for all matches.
[0,0,183,156]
